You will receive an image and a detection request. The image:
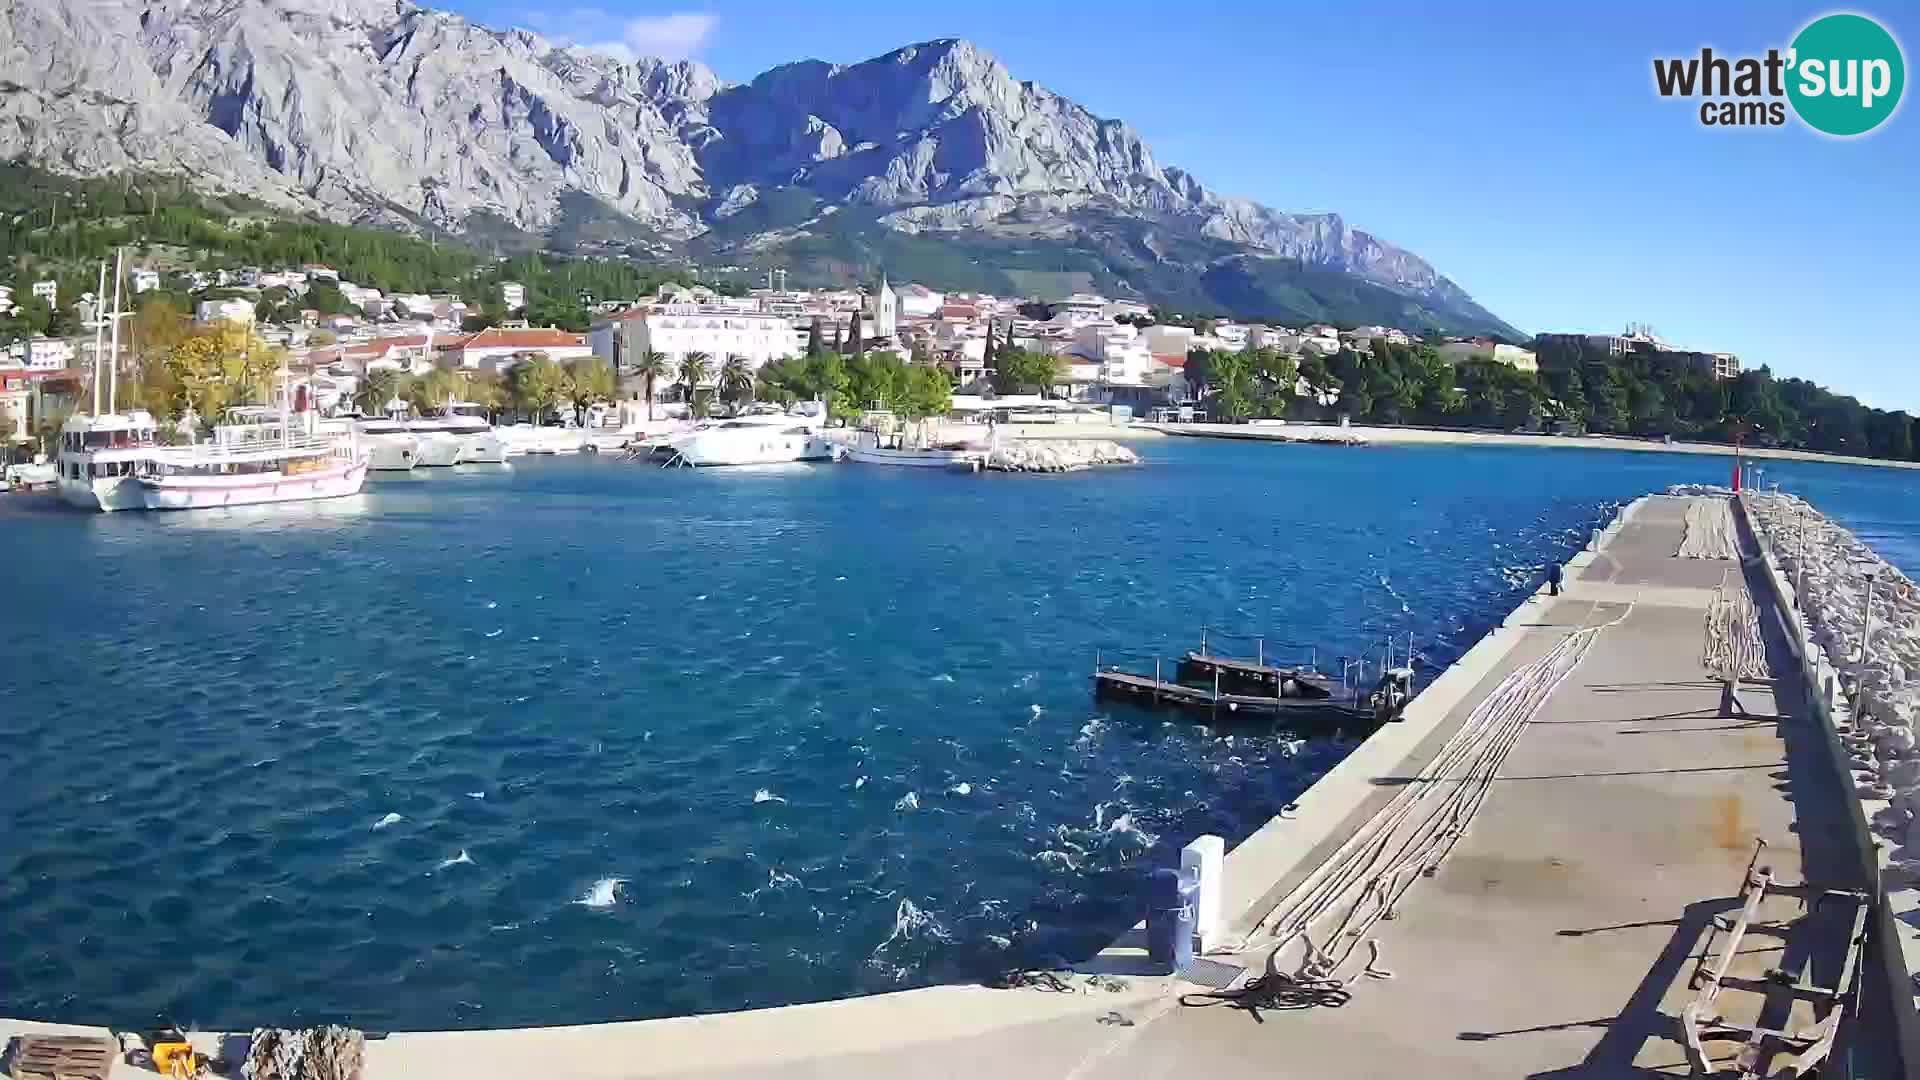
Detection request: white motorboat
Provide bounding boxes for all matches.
[843,429,985,470]
[407,421,465,467]
[60,407,367,512]
[666,412,837,466]
[500,423,585,456]
[355,419,419,471]
[438,402,507,464]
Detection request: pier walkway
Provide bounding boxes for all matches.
[1077,494,1881,1078]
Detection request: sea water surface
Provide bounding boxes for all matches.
[0,437,1907,1030]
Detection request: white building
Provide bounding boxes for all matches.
[1211,322,1250,352]
[1139,325,1196,360]
[1439,339,1538,373]
[4,336,74,371]
[591,304,801,391]
[896,284,944,318]
[874,276,898,339]
[1066,322,1155,386]
[392,294,436,319]
[196,299,256,326]
[1056,293,1111,326]
[500,282,526,311]
[1248,325,1302,352]
[31,280,57,305]
[130,269,161,294]
[439,327,593,373]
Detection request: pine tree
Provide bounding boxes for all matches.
[846,312,863,355]
[806,317,823,356]
[830,324,843,352]
[982,325,997,370]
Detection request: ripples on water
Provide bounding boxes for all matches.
[8,439,1891,1030]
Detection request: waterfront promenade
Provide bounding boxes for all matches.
[0,496,1891,1078]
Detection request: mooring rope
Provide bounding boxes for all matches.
[1237,605,1629,986]
[1677,497,1741,559]
[1703,569,1769,681]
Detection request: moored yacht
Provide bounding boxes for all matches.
[355,418,419,471]
[57,411,162,511]
[438,402,508,464]
[665,408,837,466]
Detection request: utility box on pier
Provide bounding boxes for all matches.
[1181,835,1225,952]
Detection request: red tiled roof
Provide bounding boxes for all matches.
[446,327,587,350]
[1154,353,1186,369]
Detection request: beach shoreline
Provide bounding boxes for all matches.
[1149,421,1920,470]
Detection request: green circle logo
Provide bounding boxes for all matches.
[1788,13,1905,136]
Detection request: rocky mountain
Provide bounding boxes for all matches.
[0,0,1515,335]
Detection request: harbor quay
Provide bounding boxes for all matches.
[2,493,1909,1078]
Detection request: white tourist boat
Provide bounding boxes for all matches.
[666,411,837,466]
[59,407,367,512]
[408,421,465,468]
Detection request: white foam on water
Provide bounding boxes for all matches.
[251,757,277,768]
[768,868,801,889]
[835,576,847,581]
[753,788,787,804]
[1014,672,1036,687]
[986,934,1012,949]
[436,849,474,871]
[465,791,486,799]
[1029,704,1044,720]
[875,897,953,954]
[1277,738,1306,757]
[1035,849,1079,870]
[485,629,503,638]
[931,674,955,683]
[485,601,497,609]
[373,812,403,830]
[947,782,972,796]
[853,776,867,790]
[894,791,919,812]
[574,877,625,908]
[695,594,708,601]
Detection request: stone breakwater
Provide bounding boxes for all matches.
[1744,490,1920,864]
[986,440,1139,472]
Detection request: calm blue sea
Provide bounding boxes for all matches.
[0,438,1908,1031]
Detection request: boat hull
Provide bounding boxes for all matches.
[455,433,507,464]
[366,439,418,471]
[59,474,146,512]
[845,445,982,469]
[138,461,369,510]
[414,435,464,467]
[675,433,837,466]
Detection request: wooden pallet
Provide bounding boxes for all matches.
[7,1035,117,1080]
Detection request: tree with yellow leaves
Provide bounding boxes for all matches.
[155,322,284,429]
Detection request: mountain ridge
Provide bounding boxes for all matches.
[0,1,1516,335]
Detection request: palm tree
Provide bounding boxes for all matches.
[677,350,713,417]
[630,349,670,422]
[719,354,755,408]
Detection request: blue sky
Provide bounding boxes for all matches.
[453,1,1920,411]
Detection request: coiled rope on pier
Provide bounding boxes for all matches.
[1676,497,1742,559]
[1236,606,1629,987]
[1703,569,1769,681]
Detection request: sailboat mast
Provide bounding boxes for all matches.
[107,247,125,415]
[92,261,106,415]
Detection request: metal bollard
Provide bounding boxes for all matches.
[1146,867,1197,973]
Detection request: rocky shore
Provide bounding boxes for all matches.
[985,440,1139,473]
[1744,490,1920,862]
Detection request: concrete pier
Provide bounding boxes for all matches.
[1077,495,1890,1077]
[2,496,1895,1078]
